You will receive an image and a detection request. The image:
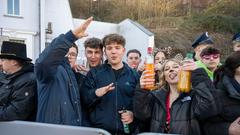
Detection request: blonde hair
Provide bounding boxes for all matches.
[158,58,182,89]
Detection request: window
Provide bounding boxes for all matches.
[7,0,20,16]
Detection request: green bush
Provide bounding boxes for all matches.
[182,14,240,33]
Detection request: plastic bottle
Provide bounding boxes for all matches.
[144,47,155,90]
[177,52,193,93]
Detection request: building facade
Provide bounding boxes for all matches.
[0,0,154,62]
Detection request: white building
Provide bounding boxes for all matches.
[0,0,154,62]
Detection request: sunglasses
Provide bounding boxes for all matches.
[201,54,220,60]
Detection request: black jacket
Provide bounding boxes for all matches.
[134,68,220,135]
[203,74,240,135]
[81,61,139,134]
[0,63,37,121]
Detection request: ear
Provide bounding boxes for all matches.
[123,47,126,53]
[11,59,18,66]
[194,46,200,52]
[103,48,107,57]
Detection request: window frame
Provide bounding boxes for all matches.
[6,0,21,17]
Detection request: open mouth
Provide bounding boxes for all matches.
[169,73,177,80]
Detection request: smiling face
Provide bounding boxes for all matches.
[85,47,103,67]
[163,60,181,85]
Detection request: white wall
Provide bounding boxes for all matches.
[45,0,74,38]
[0,0,39,61]
[0,0,39,31]
[73,18,118,52]
[118,20,153,61]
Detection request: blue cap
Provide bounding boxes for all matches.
[232,33,240,42]
[191,32,213,48]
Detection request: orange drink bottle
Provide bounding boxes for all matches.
[177,52,193,93]
[144,47,155,90]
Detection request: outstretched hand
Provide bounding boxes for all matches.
[72,17,93,38]
[95,83,115,97]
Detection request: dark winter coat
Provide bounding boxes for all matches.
[0,63,37,121]
[134,68,220,135]
[81,61,139,134]
[203,74,240,135]
[35,31,82,126]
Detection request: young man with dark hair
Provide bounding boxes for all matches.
[196,46,221,80]
[126,49,142,70]
[76,37,103,74]
[81,33,139,134]
[0,41,37,121]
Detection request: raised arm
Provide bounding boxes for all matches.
[35,17,93,82]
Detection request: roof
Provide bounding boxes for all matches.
[121,18,154,36]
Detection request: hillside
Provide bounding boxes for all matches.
[70,0,240,59]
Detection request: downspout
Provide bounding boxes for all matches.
[39,0,45,53]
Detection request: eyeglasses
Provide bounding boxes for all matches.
[66,52,77,57]
[202,54,220,60]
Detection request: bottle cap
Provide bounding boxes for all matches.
[186,52,193,59]
[147,47,153,54]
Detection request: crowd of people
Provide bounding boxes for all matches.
[0,17,239,135]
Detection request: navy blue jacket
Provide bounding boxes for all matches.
[35,31,82,126]
[81,61,139,134]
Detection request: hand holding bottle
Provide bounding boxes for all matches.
[119,110,134,124]
[143,47,155,90]
[181,59,198,71]
[177,52,194,93]
[119,109,133,134]
[140,70,155,90]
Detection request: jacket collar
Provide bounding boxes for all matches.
[152,88,191,109]
[6,63,34,80]
[152,89,168,110]
[103,60,131,75]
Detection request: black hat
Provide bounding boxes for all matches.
[0,41,32,61]
[191,32,213,48]
[232,33,240,42]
